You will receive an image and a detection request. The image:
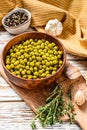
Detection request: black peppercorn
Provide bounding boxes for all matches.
[4,11,28,27]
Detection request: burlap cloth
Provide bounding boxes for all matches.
[0,0,87,57]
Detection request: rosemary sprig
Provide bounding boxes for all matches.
[31,83,75,130]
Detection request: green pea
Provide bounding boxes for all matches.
[45,71,49,75]
[12,71,16,75]
[21,70,26,75]
[22,75,27,78]
[34,67,38,71]
[57,55,61,59]
[54,46,58,51]
[53,67,58,71]
[39,70,43,74]
[10,69,14,72]
[45,41,49,45]
[46,62,50,66]
[43,49,47,53]
[42,60,45,65]
[35,62,41,67]
[16,52,21,56]
[28,75,33,79]
[42,39,45,42]
[32,55,36,60]
[34,71,39,76]
[17,75,21,77]
[14,60,19,66]
[42,55,46,60]
[24,53,29,58]
[19,60,22,65]
[52,71,56,74]
[19,68,23,72]
[26,66,30,70]
[37,57,42,61]
[20,55,25,59]
[46,67,50,71]
[6,65,11,70]
[39,65,43,69]
[10,53,15,58]
[42,65,46,69]
[48,50,53,54]
[41,73,46,78]
[58,51,63,55]
[30,61,34,67]
[40,51,44,55]
[37,40,42,45]
[6,60,10,64]
[47,73,51,77]
[48,44,53,49]
[15,71,20,75]
[24,58,27,63]
[41,44,44,49]
[26,70,31,75]
[53,60,58,65]
[29,57,32,62]
[59,60,63,65]
[27,62,30,66]
[50,57,54,61]
[52,42,55,47]
[10,64,14,69]
[54,51,58,55]
[33,75,37,79]
[29,67,33,72]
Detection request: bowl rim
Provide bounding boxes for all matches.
[1,32,66,82]
[2,8,31,29]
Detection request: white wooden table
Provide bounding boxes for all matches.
[0,29,87,130]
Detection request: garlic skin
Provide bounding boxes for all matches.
[74,90,85,106]
[45,19,63,36]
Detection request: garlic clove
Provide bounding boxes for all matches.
[47,20,54,25]
[56,22,63,36]
[53,19,59,24]
[52,19,58,25]
[74,90,86,106]
[45,24,51,31]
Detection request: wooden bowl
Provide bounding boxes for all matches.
[1,32,66,89]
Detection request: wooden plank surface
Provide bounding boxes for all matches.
[0,102,81,130]
[0,29,87,130]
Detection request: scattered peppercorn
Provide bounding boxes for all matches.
[4,11,28,27]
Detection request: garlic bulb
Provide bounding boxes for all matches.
[74,90,85,106]
[45,19,63,36]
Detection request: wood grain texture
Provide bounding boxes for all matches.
[0,56,83,130]
[0,55,87,130]
[0,30,87,130]
[0,102,81,130]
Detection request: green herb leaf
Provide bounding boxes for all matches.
[31,120,37,130]
[31,82,76,129]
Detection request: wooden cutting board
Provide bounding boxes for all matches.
[0,57,87,130]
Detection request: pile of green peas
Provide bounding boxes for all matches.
[5,39,63,79]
